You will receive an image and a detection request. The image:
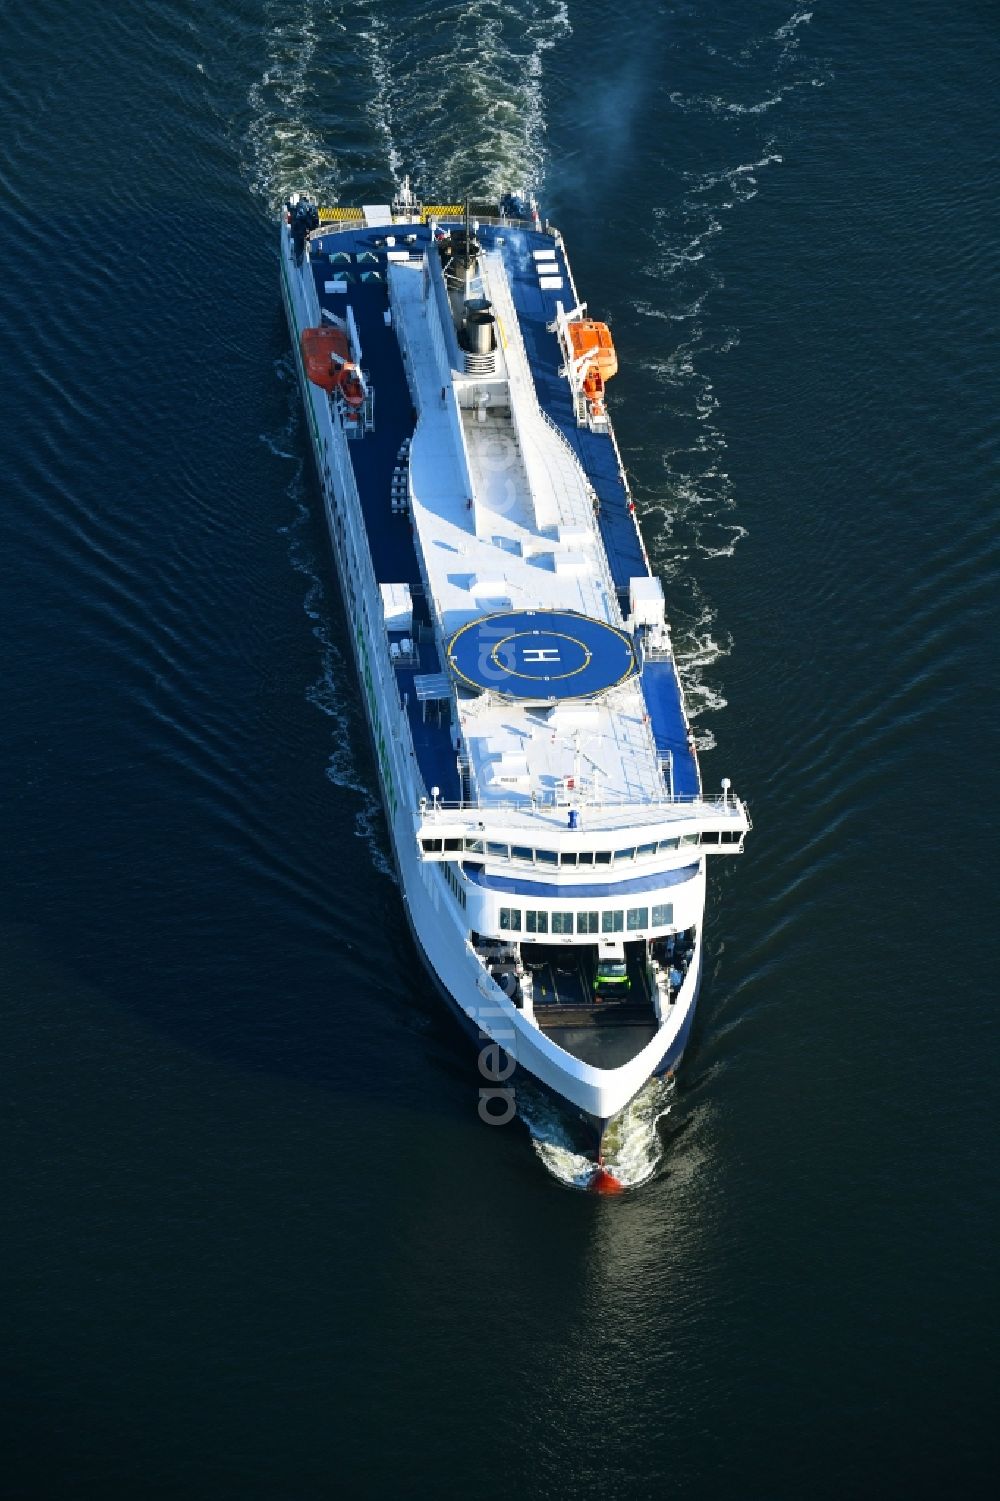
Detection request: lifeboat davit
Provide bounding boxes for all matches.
[581,364,606,420]
[582,364,605,413]
[300,327,366,409]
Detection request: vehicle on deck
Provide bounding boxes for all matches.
[594,940,630,999]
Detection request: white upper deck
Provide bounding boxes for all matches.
[388,248,667,811]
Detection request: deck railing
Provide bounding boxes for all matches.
[418,790,744,813]
[415,789,750,835]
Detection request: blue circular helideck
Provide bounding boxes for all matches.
[446,608,636,701]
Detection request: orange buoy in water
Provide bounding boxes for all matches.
[589,1166,624,1195]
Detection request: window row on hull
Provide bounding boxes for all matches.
[499,904,673,935]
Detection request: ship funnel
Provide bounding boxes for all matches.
[463,298,496,355]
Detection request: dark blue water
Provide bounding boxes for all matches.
[3,2,998,1494]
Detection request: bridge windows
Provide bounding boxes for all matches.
[428,830,737,863]
[498,903,677,938]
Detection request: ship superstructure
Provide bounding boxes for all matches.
[280,181,749,1151]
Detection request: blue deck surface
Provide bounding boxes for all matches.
[398,670,462,805]
[306,219,698,802]
[641,661,701,799]
[491,229,650,592]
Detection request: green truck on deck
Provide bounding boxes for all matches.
[594,939,630,1000]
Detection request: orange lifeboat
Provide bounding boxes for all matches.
[300,327,366,409]
[568,319,618,382]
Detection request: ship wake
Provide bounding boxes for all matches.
[518,1077,676,1193]
[352,0,571,200]
[243,0,571,209]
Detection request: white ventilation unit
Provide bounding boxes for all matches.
[380,582,413,633]
[553,551,591,576]
[486,754,530,789]
[629,576,665,628]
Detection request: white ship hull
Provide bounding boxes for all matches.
[278,193,749,1152]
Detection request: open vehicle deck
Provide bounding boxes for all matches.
[523,941,658,1068]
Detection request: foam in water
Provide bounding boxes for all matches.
[518,1076,676,1192]
[245,0,342,206]
[629,127,792,744]
[688,148,785,203]
[350,0,571,197]
[670,87,792,119]
[668,5,823,118]
[353,798,396,882]
[244,1,573,224]
[775,9,814,51]
[356,8,404,181]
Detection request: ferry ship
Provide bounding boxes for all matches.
[280,180,750,1176]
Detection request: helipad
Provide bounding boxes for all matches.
[446,609,636,701]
